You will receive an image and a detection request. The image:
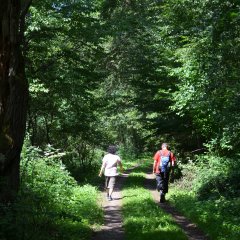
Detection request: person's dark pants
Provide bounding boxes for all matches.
[156,171,170,194]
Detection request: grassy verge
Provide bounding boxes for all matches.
[122,164,187,240]
[168,188,240,240]
[123,157,144,170]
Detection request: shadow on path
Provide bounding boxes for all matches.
[145,169,208,240]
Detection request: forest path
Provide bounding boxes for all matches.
[91,166,137,240]
[92,165,208,240]
[145,170,208,240]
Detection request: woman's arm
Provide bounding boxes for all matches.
[118,161,124,173]
[98,162,106,177]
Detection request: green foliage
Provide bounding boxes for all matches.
[193,155,240,199]
[26,0,108,156]
[174,154,240,200]
[162,0,240,153]
[168,153,240,240]
[96,0,199,153]
[25,0,209,171]
[0,146,103,240]
[122,165,187,240]
[24,0,240,171]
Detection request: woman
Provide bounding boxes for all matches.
[99,145,123,201]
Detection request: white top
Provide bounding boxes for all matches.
[102,153,121,177]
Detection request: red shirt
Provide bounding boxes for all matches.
[153,149,176,174]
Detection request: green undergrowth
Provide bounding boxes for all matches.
[122,164,187,240]
[123,157,145,170]
[1,150,103,240]
[168,189,240,240]
[168,154,240,240]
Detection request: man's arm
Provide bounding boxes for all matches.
[153,160,157,174]
[170,152,176,167]
[153,151,159,174]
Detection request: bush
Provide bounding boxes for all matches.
[0,146,103,240]
[172,154,240,200]
[193,155,240,200]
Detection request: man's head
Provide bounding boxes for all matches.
[161,143,168,150]
[107,145,117,154]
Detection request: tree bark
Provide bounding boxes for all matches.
[0,0,30,203]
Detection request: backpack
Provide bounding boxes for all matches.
[159,150,171,173]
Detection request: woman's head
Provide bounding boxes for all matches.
[107,145,117,154]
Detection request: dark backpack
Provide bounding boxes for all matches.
[159,150,171,173]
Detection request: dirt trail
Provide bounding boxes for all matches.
[92,165,208,240]
[145,170,208,240]
[91,172,130,240]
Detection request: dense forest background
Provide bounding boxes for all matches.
[0,0,240,239]
[25,0,240,159]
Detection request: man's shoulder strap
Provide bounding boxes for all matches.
[159,150,171,156]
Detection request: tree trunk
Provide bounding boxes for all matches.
[0,0,30,203]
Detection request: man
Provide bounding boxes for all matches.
[99,145,123,201]
[153,143,176,203]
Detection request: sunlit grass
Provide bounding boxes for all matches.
[122,169,187,240]
[123,157,145,170]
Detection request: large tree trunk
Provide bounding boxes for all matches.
[0,0,30,203]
